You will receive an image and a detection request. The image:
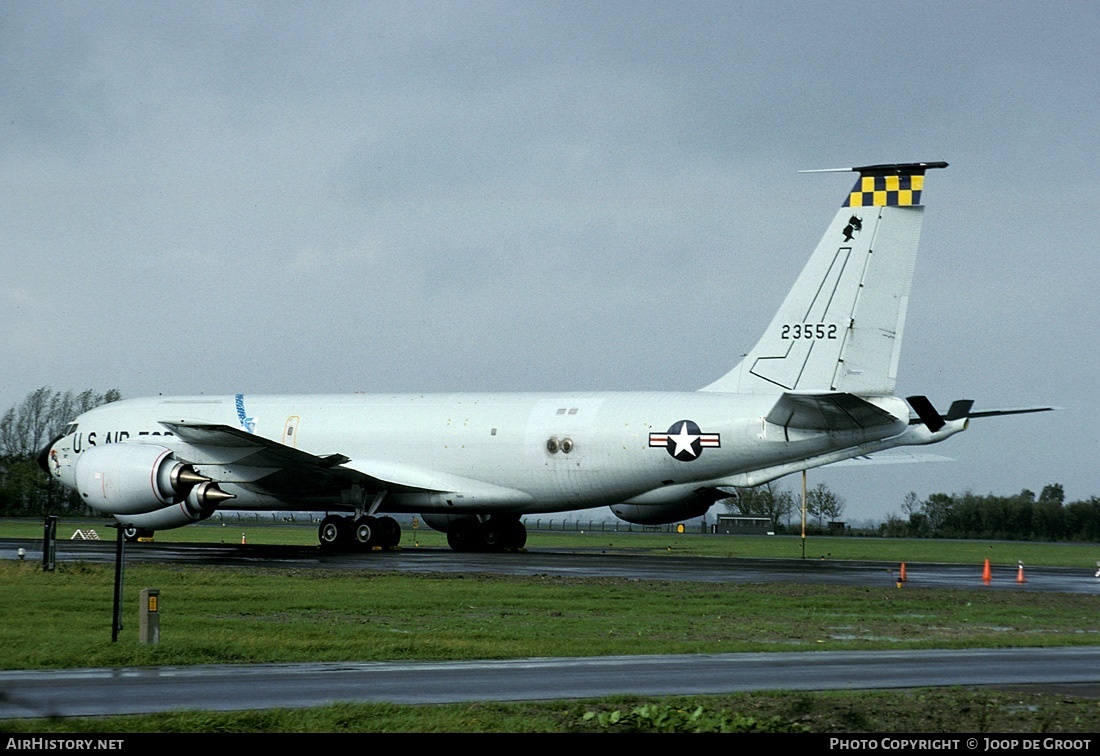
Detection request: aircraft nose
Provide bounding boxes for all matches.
[37,434,63,475]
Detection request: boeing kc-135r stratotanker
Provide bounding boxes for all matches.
[38,162,1051,551]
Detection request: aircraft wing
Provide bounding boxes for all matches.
[159,420,443,497]
[765,392,899,432]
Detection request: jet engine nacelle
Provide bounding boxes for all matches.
[74,443,210,515]
[610,493,718,526]
[418,512,465,534]
[113,481,231,530]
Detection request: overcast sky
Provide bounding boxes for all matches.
[3,1,1097,524]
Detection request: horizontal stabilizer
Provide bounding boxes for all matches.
[765,392,899,432]
[945,400,974,421]
[833,450,954,466]
[907,398,1055,428]
[968,406,1056,419]
[906,395,946,432]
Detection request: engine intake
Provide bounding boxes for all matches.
[74,444,211,515]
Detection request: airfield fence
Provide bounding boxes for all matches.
[207,510,707,535]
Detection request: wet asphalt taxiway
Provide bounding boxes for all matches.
[2,537,1098,719]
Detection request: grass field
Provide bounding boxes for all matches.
[2,517,1098,733]
[2,561,1098,669]
[8,689,1100,734]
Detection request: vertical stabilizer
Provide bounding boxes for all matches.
[701,162,947,395]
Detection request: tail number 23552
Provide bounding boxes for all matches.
[781,323,837,340]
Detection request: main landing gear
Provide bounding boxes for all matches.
[445,517,527,552]
[318,514,402,552]
[317,513,527,553]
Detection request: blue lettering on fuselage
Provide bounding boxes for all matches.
[235,394,255,433]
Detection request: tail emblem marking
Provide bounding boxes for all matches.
[842,215,863,242]
[845,173,924,207]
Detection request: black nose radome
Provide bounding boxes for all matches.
[37,434,64,475]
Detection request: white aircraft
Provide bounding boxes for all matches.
[38,162,1050,551]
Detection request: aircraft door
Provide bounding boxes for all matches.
[283,416,300,448]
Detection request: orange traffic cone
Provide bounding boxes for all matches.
[1017,562,1027,584]
[241,532,247,545]
[899,562,908,582]
[982,558,992,584]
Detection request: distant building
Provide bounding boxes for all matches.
[713,515,771,535]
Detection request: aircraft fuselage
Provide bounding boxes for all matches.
[48,391,911,516]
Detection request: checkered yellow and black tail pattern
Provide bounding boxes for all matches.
[844,172,925,208]
[840,162,947,208]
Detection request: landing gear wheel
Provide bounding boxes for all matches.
[353,515,378,550]
[481,521,504,550]
[447,519,475,552]
[319,515,350,551]
[479,519,526,551]
[378,516,402,548]
[444,518,525,552]
[505,521,527,550]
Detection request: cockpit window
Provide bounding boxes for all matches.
[64,423,78,435]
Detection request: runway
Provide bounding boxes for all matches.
[2,538,1098,720]
[3,647,1100,720]
[4,537,1099,594]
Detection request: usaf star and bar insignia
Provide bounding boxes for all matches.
[649,420,721,462]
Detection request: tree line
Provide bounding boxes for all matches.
[723,479,1100,542]
[722,481,845,532]
[0,387,120,517]
[880,484,1100,542]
